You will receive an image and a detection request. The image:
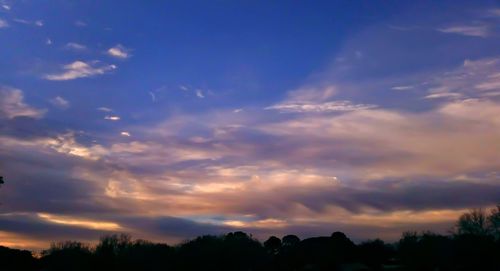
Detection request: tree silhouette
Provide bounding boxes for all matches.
[41,241,93,271]
[456,208,489,235]
[488,204,500,240]
[2,206,500,271]
[282,234,300,247]
[358,239,394,270]
[263,236,281,254]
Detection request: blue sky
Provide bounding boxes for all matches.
[1,0,500,249]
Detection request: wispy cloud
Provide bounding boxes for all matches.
[107,44,131,59]
[65,42,87,51]
[424,92,463,99]
[38,213,122,231]
[13,18,43,27]
[49,96,70,109]
[487,8,500,17]
[287,86,337,102]
[0,18,8,28]
[121,131,131,137]
[391,85,414,90]
[195,89,205,98]
[0,87,45,119]
[423,57,500,100]
[266,85,375,113]
[44,61,117,81]
[149,91,156,102]
[104,115,120,121]
[437,25,489,37]
[266,100,377,113]
[75,20,86,27]
[97,107,113,112]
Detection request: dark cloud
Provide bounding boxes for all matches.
[0,213,111,241]
[293,179,500,214]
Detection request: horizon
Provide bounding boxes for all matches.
[1,0,500,251]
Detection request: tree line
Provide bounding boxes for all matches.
[1,206,500,271]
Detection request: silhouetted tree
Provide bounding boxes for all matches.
[40,241,93,271]
[0,246,37,271]
[264,236,281,254]
[176,232,266,271]
[358,239,394,270]
[397,231,420,270]
[282,234,300,247]
[278,235,301,271]
[488,204,500,240]
[94,234,133,270]
[455,208,489,235]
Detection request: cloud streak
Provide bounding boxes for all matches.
[44,61,116,81]
[49,96,70,109]
[437,25,489,37]
[266,100,377,113]
[65,42,87,51]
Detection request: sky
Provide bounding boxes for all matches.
[1,0,500,250]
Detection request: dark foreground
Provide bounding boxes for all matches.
[1,207,500,271]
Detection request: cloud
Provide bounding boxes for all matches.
[149,91,156,102]
[424,92,463,99]
[195,89,205,98]
[266,100,377,113]
[2,4,10,11]
[2,94,500,248]
[65,42,87,51]
[44,132,107,160]
[49,96,70,109]
[97,107,113,112]
[261,98,500,180]
[75,20,86,27]
[391,85,414,90]
[437,25,489,37]
[44,61,116,81]
[265,85,375,113]
[107,44,131,59]
[121,131,131,137]
[0,87,45,119]
[488,8,500,17]
[12,18,43,27]
[423,57,500,100]
[287,86,337,102]
[104,115,120,121]
[46,38,52,45]
[0,18,8,28]
[12,18,29,24]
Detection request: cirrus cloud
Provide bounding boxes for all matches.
[44,61,117,81]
